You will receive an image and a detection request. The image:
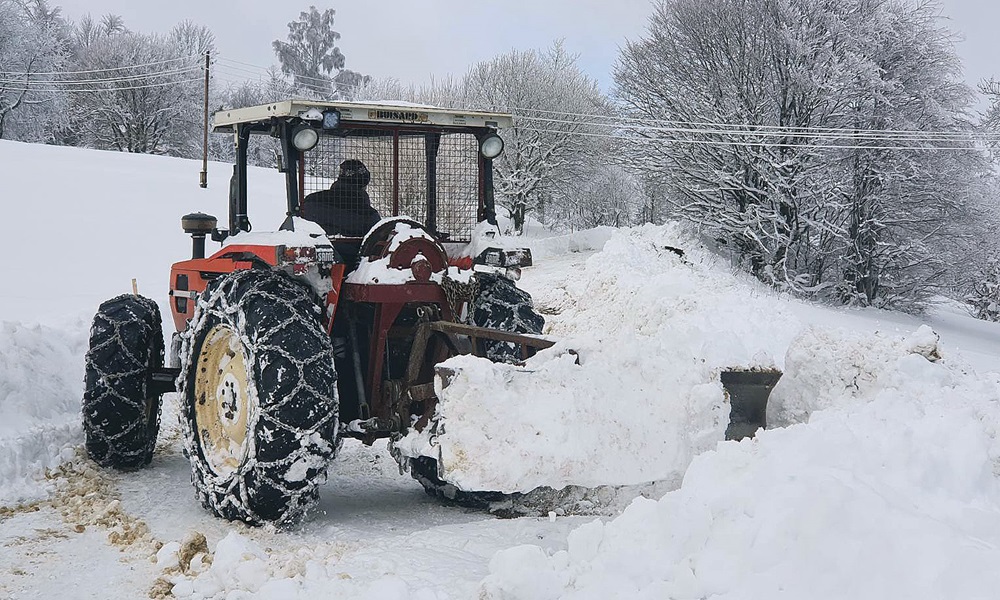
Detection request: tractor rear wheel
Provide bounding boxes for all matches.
[470,272,545,363]
[179,270,339,525]
[83,294,164,469]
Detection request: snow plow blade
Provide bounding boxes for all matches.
[401,318,557,408]
[721,369,783,441]
[417,320,555,363]
[396,355,783,516]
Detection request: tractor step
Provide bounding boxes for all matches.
[149,367,181,396]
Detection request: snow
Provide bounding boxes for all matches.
[4,139,1000,598]
[395,224,797,493]
[481,350,1000,600]
[222,227,328,249]
[0,320,87,505]
[347,255,418,285]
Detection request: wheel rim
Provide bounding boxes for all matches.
[193,324,255,477]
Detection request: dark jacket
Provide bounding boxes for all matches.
[302,177,380,237]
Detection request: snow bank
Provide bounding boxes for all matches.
[767,324,939,427]
[479,329,1000,599]
[0,319,88,505]
[395,224,803,493]
[523,226,615,260]
[0,139,288,327]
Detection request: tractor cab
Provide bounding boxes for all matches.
[168,100,525,329]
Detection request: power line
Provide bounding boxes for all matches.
[216,56,347,88]
[0,77,204,94]
[508,105,994,141]
[517,124,990,152]
[0,64,202,86]
[0,55,199,77]
[513,114,999,145]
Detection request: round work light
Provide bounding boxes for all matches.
[479,133,504,159]
[291,124,319,151]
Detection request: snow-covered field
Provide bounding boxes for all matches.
[3,139,1000,599]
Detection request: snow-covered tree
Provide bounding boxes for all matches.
[616,0,986,308]
[558,165,642,229]
[210,70,295,166]
[982,78,1000,154]
[272,6,365,98]
[464,42,612,233]
[0,0,66,139]
[64,17,209,155]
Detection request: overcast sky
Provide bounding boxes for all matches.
[52,0,996,100]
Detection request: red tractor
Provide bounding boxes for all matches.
[82,100,551,525]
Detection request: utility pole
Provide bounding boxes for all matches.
[200,51,210,188]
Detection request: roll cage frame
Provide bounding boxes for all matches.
[215,100,514,241]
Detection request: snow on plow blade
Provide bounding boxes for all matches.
[396,354,783,514]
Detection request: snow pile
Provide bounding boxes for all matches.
[479,329,1000,599]
[0,319,88,505]
[767,324,940,427]
[396,224,803,493]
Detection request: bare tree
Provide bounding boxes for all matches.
[464,42,612,233]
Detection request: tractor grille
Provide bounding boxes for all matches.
[301,128,481,242]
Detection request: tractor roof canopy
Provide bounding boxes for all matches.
[212,99,513,132]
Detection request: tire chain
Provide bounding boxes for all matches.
[178,269,339,525]
[471,272,545,363]
[82,294,163,469]
[440,273,480,323]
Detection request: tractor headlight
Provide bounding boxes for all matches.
[479,133,504,159]
[291,124,319,152]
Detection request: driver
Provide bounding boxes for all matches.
[302,159,380,237]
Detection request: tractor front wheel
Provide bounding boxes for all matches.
[83,294,164,469]
[470,272,545,363]
[179,270,339,525]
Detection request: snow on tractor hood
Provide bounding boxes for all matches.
[221,217,332,249]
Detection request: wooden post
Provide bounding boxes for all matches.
[199,51,210,189]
